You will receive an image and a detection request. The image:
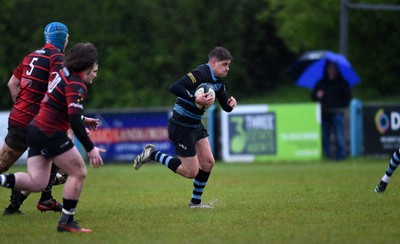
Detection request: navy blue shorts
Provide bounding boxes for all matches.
[168,122,209,157]
[27,125,74,159]
[5,125,28,152]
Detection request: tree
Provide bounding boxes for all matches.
[261,0,400,99]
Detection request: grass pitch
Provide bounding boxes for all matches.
[1,157,399,243]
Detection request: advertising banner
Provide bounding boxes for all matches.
[363,105,400,155]
[221,103,321,162]
[86,109,174,163]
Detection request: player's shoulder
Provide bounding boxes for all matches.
[191,64,212,81]
[193,64,209,74]
[29,45,62,60]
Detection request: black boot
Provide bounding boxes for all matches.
[3,189,23,215]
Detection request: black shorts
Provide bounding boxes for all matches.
[5,125,28,152]
[27,125,74,159]
[168,122,209,157]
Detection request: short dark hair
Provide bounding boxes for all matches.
[63,42,98,72]
[208,47,233,62]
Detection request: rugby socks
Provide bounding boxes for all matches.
[382,150,400,183]
[39,164,58,202]
[191,169,210,204]
[60,199,78,224]
[151,151,181,173]
[0,175,5,186]
[0,173,15,188]
[16,192,28,206]
[5,190,26,211]
[40,190,53,203]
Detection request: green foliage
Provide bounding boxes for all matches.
[262,0,400,99]
[0,1,399,109]
[264,0,340,52]
[1,160,399,243]
[0,0,294,109]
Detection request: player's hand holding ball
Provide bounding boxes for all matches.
[194,83,215,110]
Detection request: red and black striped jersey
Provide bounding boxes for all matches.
[31,67,87,133]
[8,44,64,128]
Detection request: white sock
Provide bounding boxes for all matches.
[0,175,6,187]
[382,174,390,183]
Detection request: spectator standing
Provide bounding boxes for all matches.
[311,61,352,161]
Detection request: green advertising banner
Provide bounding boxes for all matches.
[221,103,321,162]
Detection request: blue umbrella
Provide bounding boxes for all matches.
[288,50,361,89]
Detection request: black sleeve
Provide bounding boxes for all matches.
[341,80,352,107]
[69,113,94,152]
[169,75,198,102]
[216,84,233,112]
[311,81,322,101]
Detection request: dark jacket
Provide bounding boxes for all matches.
[311,77,352,114]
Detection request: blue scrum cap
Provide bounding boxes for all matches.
[44,22,69,51]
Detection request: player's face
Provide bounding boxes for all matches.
[210,58,231,78]
[84,64,98,84]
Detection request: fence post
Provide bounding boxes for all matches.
[207,104,217,155]
[350,98,363,156]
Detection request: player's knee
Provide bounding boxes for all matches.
[32,178,50,192]
[185,168,199,179]
[200,158,215,171]
[207,158,215,166]
[67,159,87,180]
[74,167,87,181]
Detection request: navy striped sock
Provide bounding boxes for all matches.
[191,169,210,204]
[386,150,400,177]
[152,151,181,173]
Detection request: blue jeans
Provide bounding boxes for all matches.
[321,113,346,160]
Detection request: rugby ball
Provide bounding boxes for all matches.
[194,83,215,110]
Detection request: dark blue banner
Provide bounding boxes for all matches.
[363,105,400,155]
[82,109,174,163]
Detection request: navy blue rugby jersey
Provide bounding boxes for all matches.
[169,63,233,127]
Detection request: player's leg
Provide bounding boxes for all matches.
[375,148,400,193]
[1,157,51,214]
[1,144,26,215]
[133,122,199,178]
[0,143,24,173]
[189,136,215,208]
[321,117,332,159]
[1,127,29,215]
[1,125,29,173]
[5,163,64,214]
[333,113,346,161]
[53,147,91,233]
[0,155,52,191]
[0,158,50,218]
[36,163,63,212]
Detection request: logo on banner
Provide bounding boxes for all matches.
[375,109,400,134]
[229,112,276,155]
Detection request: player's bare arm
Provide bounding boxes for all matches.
[7,75,21,103]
